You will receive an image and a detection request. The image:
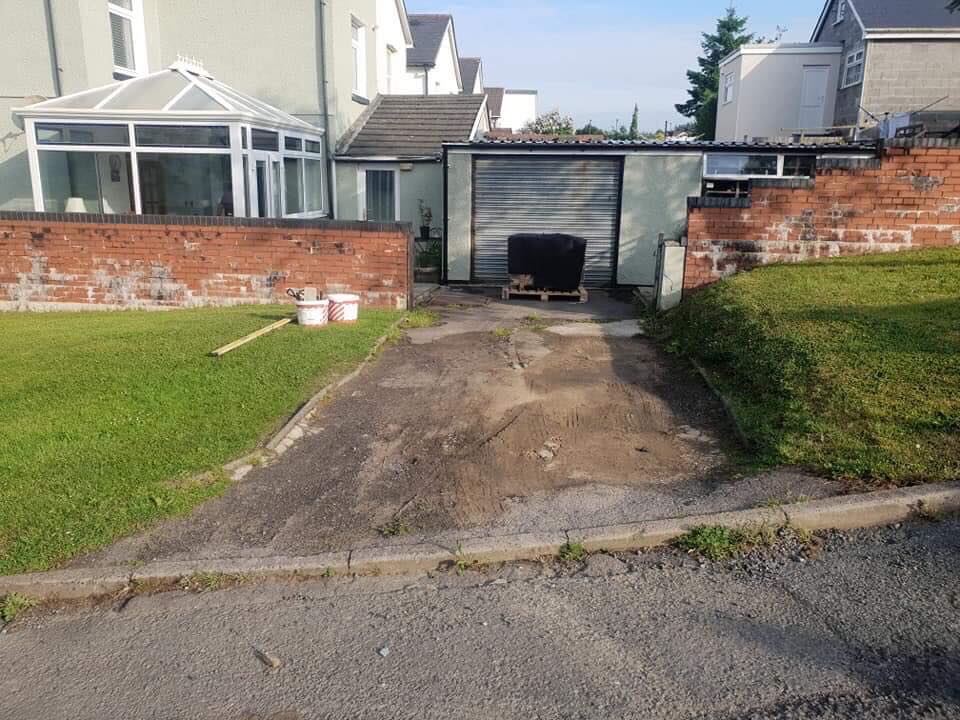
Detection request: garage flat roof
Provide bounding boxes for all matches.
[445,138,878,154]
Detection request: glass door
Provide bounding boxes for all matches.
[249,152,281,218]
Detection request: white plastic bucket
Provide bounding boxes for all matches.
[295,299,330,327]
[328,293,360,323]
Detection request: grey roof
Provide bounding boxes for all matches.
[407,14,451,66]
[451,137,878,153]
[338,95,485,158]
[459,58,481,93]
[852,0,960,29]
[486,87,504,118]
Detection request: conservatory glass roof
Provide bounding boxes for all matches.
[15,62,321,135]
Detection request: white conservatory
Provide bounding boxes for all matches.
[14,61,327,219]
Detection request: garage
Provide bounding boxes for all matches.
[471,156,623,287]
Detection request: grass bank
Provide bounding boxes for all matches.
[659,248,960,485]
[0,305,399,574]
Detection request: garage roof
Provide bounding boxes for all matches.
[446,137,878,154]
[337,94,487,159]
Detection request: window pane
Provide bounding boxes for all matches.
[783,155,816,177]
[305,159,324,212]
[705,154,777,176]
[284,158,303,214]
[305,140,323,154]
[37,123,129,146]
[135,125,230,147]
[109,0,134,9]
[366,170,395,222]
[39,150,133,213]
[137,153,233,216]
[251,129,279,151]
[285,136,303,151]
[110,12,134,70]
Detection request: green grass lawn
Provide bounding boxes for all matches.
[660,248,960,486]
[0,305,399,575]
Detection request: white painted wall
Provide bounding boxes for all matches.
[426,26,461,94]
[498,91,537,132]
[375,0,418,95]
[716,45,843,141]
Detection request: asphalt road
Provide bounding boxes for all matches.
[3,518,959,719]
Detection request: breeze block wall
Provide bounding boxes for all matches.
[684,139,960,292]
[0,213,414,310]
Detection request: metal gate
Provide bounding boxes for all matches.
[472,156,623,287]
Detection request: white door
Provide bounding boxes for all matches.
[799,66,830,130]
[248,152,281,218]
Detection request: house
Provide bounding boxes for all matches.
[334,95,488,227]
[459,58,485,95]
[405,14,463,95]
[716,0,960,141]
[1,0,334,213]
[715,44,843,141]
[485,88,539,132]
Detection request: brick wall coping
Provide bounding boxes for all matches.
[0,211,413,235]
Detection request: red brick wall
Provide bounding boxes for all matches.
[0,215,413,310]
[684,141,960,292]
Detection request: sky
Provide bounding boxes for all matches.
[405,0,826,132]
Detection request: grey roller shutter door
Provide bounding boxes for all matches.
[472,156,622,287]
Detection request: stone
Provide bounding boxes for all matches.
[378,647,390,658]
[582,554,629,577]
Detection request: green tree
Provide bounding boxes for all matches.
[675,5,754,140]
[522,110,575,135]
[628,104,640,139]
[575,121,605,136]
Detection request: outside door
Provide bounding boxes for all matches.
[365,169,396,222]
[799,66,830,131]
[249,153,282,218]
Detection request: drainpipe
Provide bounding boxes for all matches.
[43,0,63,97]
[317,0,336,217]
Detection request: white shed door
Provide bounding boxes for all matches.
[472,156,622,287]
[798,66,830,130]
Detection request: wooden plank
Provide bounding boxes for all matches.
[210,318,294,358]
[502,286,589,303]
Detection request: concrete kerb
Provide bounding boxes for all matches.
[3,482,959,602]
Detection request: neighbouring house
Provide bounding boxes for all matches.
[405,14,463,95]
[485,87,539,132]
[335,94,488,229]
[0,0,335,214]
[459,57,485,95]
[716,0,960,141]
[715,44,843,141]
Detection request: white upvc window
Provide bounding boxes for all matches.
[835,0,847,24]
[351,17,367,97]
[842,45,865,88]
[108,0,148,80]
[722,73,735,104]
[386,45,397,93]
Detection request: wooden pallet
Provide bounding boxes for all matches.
[501,285,588,303]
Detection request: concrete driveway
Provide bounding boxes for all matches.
[76,289,840,567]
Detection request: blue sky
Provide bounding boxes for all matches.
[405,0,826,131]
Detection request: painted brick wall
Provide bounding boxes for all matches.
[0,214,413,310]
[684,141,960,292]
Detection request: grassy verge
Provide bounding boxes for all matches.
[657,248,960,485]
[0,305,399,574]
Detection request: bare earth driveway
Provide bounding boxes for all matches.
[76,289,841,568]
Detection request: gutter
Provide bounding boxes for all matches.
[42,0,62,97]
[318,0,335,217]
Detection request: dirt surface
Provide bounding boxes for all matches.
[75,290,840,567]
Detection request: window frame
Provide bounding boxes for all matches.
[834,0,847,25]
[722,72,735,105]
[351,17,367,98]
[842,45,865,89]
[107,0,148,80]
